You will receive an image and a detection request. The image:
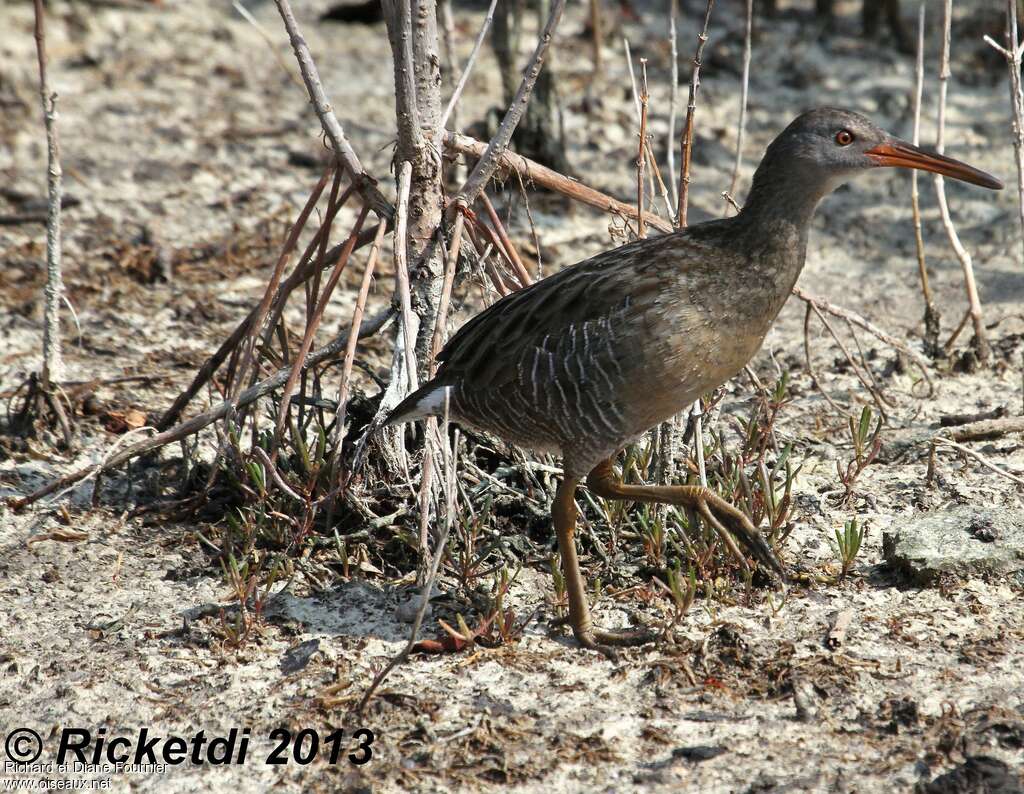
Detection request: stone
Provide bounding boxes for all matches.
[882,506,1024,585]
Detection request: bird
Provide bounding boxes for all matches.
[385,108,1002,655]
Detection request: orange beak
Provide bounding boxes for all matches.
[865,139,1003,190]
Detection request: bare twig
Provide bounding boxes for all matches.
[33,0,64,389]
[727,0,752,211]
[792,286,933,378]
[445,132,673,233]
[480,193,532,287]
[932,437,1024,488]
[676,0,715,228]
[910,2,940,355]
[667,0,679,213]
[934,0,989,362]
[270,206,370,454]
[455,0,566,207]
[984,0,1024,264]
[274,0,393,218]
[803,303,846,414]
[636,60,650,239]
[440,0,499,132]
[332,220,387,455]
[393,161,420,395]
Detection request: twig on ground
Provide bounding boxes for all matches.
[984,0,1024,264]
[676,0,715,228]
[933,0,989,362]
[803,303,846,414]
[357,416,460,716]
[792,286,933,390]
[931,437,1024,488]
[947,415,1024,443]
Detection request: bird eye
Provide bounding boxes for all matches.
[835,130,854,146]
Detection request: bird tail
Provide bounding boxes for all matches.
[383,382,451,427]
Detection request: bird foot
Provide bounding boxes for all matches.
[551,615,660,659]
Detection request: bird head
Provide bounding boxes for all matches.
[768,107,1003,192]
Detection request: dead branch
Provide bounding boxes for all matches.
[480,193,532,287]
[948,415,1024,443]
[274,0,392,219]
[931,437,1024,488]
[271,207,370,454]
[676,0,715,228]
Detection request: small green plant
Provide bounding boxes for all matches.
[654,563,698,636]
[837,406,882,503]
[832,518,866,579]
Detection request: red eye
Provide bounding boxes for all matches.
[835,130,854,146]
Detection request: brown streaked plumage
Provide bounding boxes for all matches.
[387,108,1002,655]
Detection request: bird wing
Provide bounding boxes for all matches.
[434,230,708,393]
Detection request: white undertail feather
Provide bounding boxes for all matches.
[386,384,450,426]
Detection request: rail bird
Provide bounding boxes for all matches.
[387,108,1002,654]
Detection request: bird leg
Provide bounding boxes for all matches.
[586,459,785,578]
[552,476,659,655]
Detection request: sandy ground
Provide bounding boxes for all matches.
[2,0,1024,791]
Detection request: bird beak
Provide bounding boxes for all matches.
[865,139,1003,190]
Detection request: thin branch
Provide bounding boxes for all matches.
[792,285,933,376]
[727,0,752,211]
[934,0,989,362]
[667,0,679,214]
[274,0,393,218]
[911,2,939,355]
[636,59,650,239]
[933,437,1024,488]
[33,0,64,389]
[480,193,532,287]
[271,206,370,455]
[676,0,715,228]
[455,0,566,208]
[439,0,499,132]
[393,161,420,394]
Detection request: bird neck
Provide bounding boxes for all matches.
[737,155,831,237]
